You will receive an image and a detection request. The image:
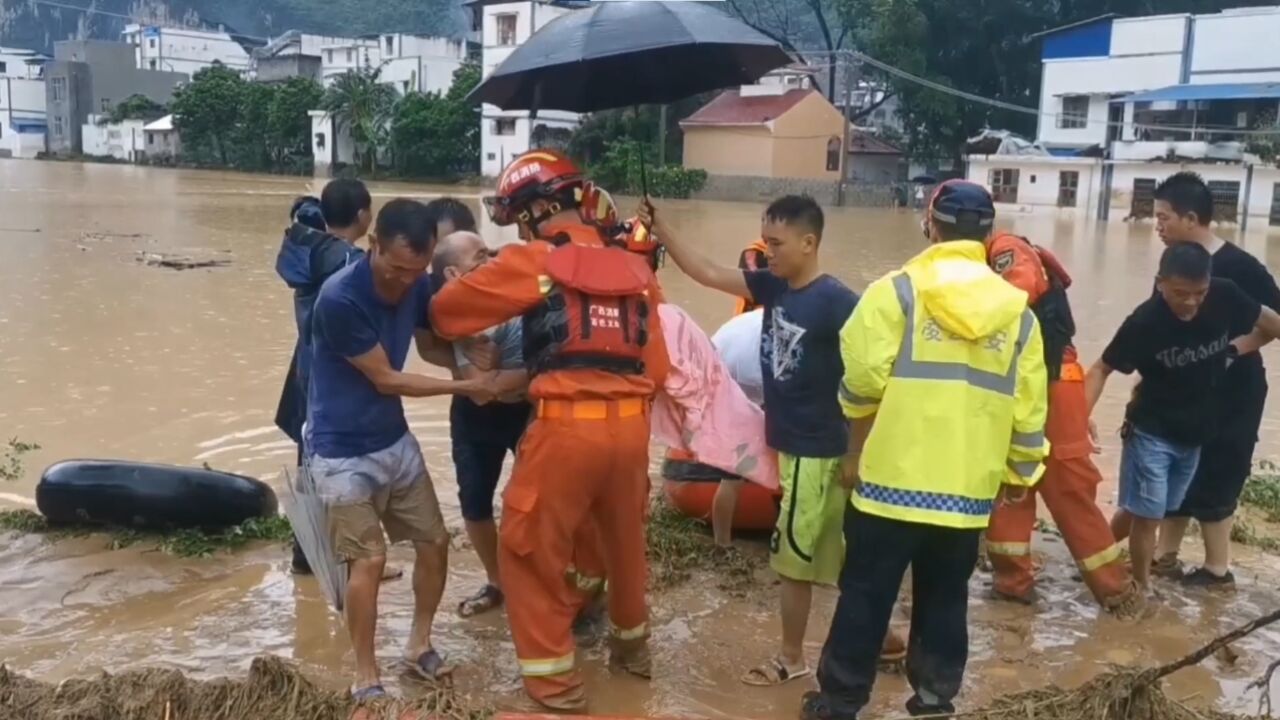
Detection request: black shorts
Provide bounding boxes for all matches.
[1167,432,1257,523]
[450,399,531,522]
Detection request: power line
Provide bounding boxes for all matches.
[801,49,1280,138]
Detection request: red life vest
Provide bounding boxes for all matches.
[523,238,652,376]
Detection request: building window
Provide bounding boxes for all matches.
[149,38,157,49]
[148,134,155,146]
[989,168,1020,203]
[52,115,64,137]
[316,133,326,150]
[1270,184,1280,227]
[326,50,333,63]
[386,36,395,55]
[0,62,7,75]
[1208,180,1241,223]
[346,49,354,63]
[1058,96,1088,130]
[487,152,497,160]
[101,98,112,112]
[149,59,157,70]
[496,14,518,46]
[1058,171,1079,208]
[492,118,516,135]
[1131,178,1156,219]
[826,136,840,172]
[51,77,66,101]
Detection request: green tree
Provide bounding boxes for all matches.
[267,76,324,169]
[106,94,167,124]
[323,67,398,172]
[389,62,482,178]
[171,63,247,166]
[234,82,275,171]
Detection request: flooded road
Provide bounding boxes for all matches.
[1,160,1279,717]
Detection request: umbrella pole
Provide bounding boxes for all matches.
[634,105,649,197]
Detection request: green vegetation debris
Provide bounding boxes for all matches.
[0,510,294,559]
[0,438,40,482]
[1240,463,1280,522]
[645,497,760,593]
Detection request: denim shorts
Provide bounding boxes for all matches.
[1118,428,1201,521]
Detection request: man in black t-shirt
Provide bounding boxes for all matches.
[1150,172,1280,588]
[1084,242,1280,593]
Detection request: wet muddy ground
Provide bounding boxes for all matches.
[1,160,1279,717]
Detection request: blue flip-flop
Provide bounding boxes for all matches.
[351,684,387,703]
[406,648,455,681]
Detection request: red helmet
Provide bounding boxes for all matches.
[484,149,583,228]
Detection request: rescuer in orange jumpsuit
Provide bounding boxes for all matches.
[734,236,768,315]
[983,232,1139,612]
[430,149,668,712]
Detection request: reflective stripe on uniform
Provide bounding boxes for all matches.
[1011,430,1045,448]
[856,481,993,517]
[611,622,648,641]
[537,274,553,294]
[839,381,878,406]
[1007,459,1040,481]
[986,540,1031,557]
[890,274,1035,398]
[1079,542,1124,572]
[519,652,575,677]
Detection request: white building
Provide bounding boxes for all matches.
[309,110,356,176]
[318,34,469,95]
[81,116,146,161]
[966,6,1280,227]
[0,75,46,158]
[122,24,259,75]
[468,0,585,177]
[143,114,181,161]
[0,46,47,79]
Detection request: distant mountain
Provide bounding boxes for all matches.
[0,0,470,53]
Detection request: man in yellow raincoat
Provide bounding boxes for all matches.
[801,181,1049,720]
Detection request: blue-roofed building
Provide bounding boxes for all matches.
[966,5,1280,228]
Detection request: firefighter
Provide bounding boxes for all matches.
[429,149,668,712]
[735,234,769,315]
[983,232,1141,613]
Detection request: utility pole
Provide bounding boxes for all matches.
[838,54,858,206]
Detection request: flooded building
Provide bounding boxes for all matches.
[468,0,586,177]
[0,46,48,159]
[44,41,186,157]
[967,6,1280,227]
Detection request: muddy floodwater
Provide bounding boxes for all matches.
[2,160,1279,717]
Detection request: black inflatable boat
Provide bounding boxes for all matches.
[36,460,278,530]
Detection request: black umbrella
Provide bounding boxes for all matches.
[468,1,792,114]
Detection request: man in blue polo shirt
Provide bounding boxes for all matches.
[307,198,489,700]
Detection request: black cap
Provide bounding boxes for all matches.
[930,180,995,229]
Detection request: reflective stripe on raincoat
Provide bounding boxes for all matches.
[838,240,1050,529]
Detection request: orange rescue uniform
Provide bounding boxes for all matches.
[983,233,1132,606]
[733,239,768,315]
[430,219,669,710]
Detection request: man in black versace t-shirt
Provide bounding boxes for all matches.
[1084,242,1280,593]
[1148,172,1280,588]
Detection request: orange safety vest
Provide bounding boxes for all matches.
[734,239,769,315]
[986,232,1077,381]
[523,238,653,376]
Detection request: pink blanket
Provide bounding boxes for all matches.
[652,304,779,491]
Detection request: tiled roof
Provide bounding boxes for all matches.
[849,131,902,155]
[680,88,814,127]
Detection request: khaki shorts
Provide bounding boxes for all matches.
[309,432,446,561]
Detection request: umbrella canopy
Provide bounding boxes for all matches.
[469,1,793,113]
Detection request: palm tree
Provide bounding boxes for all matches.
[323,66,398,172]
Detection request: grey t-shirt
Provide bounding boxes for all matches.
[454,317,524,370]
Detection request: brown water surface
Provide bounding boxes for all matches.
[1,160,1279,717]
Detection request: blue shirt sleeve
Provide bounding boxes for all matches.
[744,269,786,307]
[313,292,380,360]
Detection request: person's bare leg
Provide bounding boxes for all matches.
[465,519,501,587]
[346,555,387,689]
[1156,516,1191,559]
[712,480,743,548]
[1111,510,1133,542]
[1130,517,1160,591]
[1200,518,1233,576]
[780,576,813,668]
[406,539,449,659]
